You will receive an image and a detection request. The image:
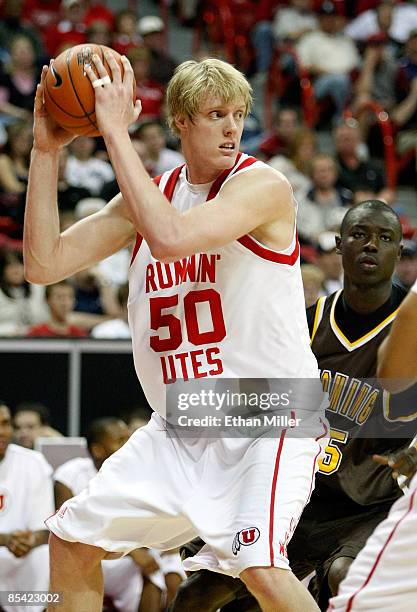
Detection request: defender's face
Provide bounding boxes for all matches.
[339,210,402,285]
[180,96,246,173]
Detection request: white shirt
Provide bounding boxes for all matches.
[273,7,318,40]
[297,31,361,74]
[153,148,185,176]
[54,456,96,494]
[345,5,417,43]
[65,156,115,195]
[92,318,131,339]
[0,444,54,531]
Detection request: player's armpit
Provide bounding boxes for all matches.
[25,193,136,285]
[154,168,293,263]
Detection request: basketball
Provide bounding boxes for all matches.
[44,44,136,137]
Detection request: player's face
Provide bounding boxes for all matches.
[179,96,246,178]
[339,210,402,285]
[0,405,13,460]
[14,410,41,449]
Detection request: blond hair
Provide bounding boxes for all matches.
[166,58,252,135]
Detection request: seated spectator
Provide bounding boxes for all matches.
[44,0,87,57]
[301,263,325,307]
[0,0,44,61]
[392,30,417,176]
[137,15,178,86]
[137,121,184,177]
[65,136,114,196]
[92,283,130,339]
[27,279,88,338]
[57,147,90,211]
[353,33,398,115]
[0,120,32,231]
[112,8,142,56]
[127,45,164,122]
[85,17,111,47]
[296,1,361,121]
[345,0,417,46]
[298,154,350,241]
[21,0,62,38]
[393,239,417,292]
[54,417,166,612]
[0,402,53,612]
[257,107,299,160]
[334,119,393,202]
[14,401,62,450]
[0,34,39,125]
[72,267,120,322]
[273,0,318,45]
[0,248,48,336]
[316,230,343,294]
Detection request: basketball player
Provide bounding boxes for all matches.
[54,417,166,612]
[170,201,415,611]
[0,402,54,612]
[24,56,328,611]
[328,275,417,611]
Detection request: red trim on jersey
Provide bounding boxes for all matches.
[164,165,184,201]
[346,488,417,612]
[238,234,300,265]
[269,429,287,566]
[130,174,164,266]
[206,153,258,201]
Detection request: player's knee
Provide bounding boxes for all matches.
[240,566,289,600]
[49,533,105,575]
[328,557,353,595]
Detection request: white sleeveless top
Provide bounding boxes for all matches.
[128,153,320,416]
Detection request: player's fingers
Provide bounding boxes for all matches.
[372,454,389,465]
[34,66,48,111]
[84,62,101,88]
[92,53,109,79]
[121,55,134,88]
[104,51,121,85]
[133,99,142,122]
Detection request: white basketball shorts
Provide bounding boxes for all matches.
[47,413,328,578]
[328,473,417,612]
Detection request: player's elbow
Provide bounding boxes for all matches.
[148,234,185,263]
[24,260,56,285]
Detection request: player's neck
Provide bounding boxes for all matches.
[185,162,221,185]
[342,280,393,314]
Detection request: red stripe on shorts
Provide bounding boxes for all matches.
[269,429,287,566]
[346,487,417,612]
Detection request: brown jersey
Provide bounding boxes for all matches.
[307,286,416,506]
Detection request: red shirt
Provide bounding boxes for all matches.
[135,80,164,121]
[27,323,88,338]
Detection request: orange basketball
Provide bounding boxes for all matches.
[44,44,136,137]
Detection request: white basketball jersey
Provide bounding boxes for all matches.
[128,153,320,416]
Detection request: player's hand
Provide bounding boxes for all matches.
[33,65,75,153]
[6,530,35,557]
[129,548,161,576]
[85,53,142,138]
[373,447,417,485]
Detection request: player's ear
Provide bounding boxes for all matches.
[174,114,187,134]
[335,235,342,254]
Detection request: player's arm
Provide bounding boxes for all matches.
[377,289,417,392]
[24,68,136,285]
[54,480,74,509]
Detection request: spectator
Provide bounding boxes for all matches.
[137,121,184,177]
[298,154,350,241]
[13,402,62,450]
[112,8,142,56]
[393,239,417,291]
[0,248,48,336]
[257,107,299,160]
[54,417,166,612]
[392,31,417,174]
[316,230,343,294]
[334,119,393,202]
[72,267,120,319]
[0,0,44,61]
[0,120,32,231]
[0,34,39,125]
[85,18,111,47]
[137,15,178,86]
[57,147,90,211]
[296,0,361,121]
[301,263,325,307]
[127,45,164,122]
[27,279,88,338]
[274,0,318,44]
[65,136,114,196]
[345,0,417,46]
[91,282,130,339]
[21,0,61,38]
[44,0,87,57]
[0,401,53,612]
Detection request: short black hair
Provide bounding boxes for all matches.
[45,279,74,300]
[14,401,50,425]
[136,120,163,139]
[86,417,121,450]
[340,200,402,239]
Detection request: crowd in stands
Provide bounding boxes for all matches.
[0,0,416,339]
